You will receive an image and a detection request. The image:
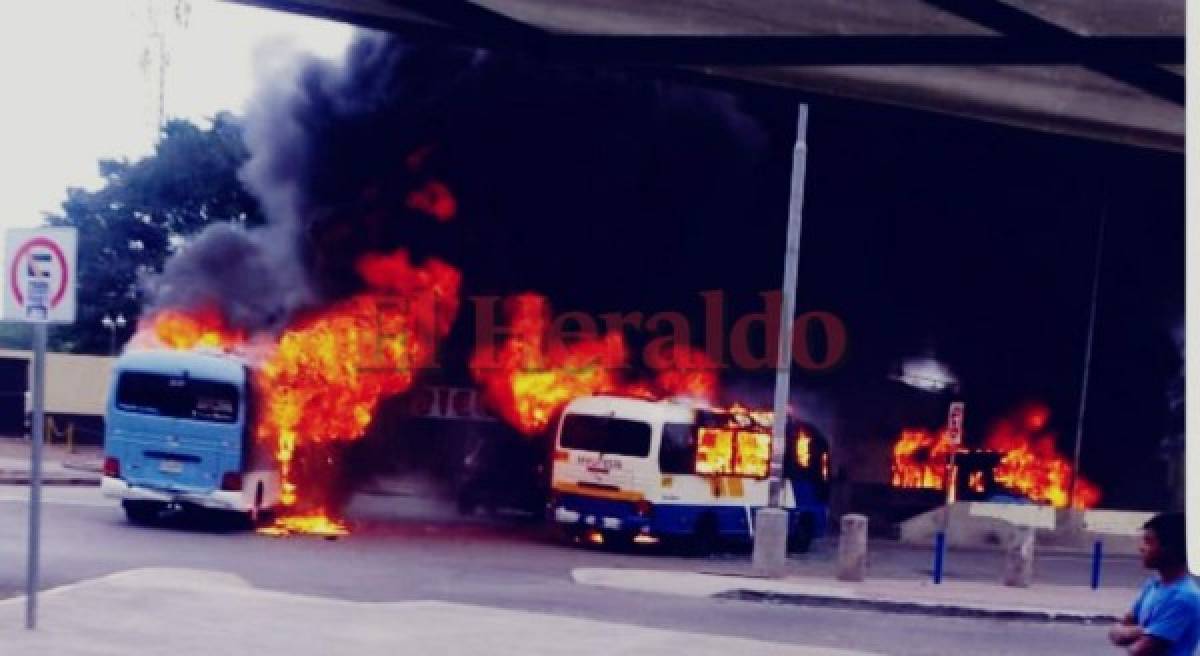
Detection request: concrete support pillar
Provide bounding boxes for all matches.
[837,513,868,582]
[1003,526,1036,587]
[751,507,790,578]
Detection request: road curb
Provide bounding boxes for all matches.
[61,463,103,474]
[572,568,1123,626]
[714,589,1119,625]
[0,475,100,486]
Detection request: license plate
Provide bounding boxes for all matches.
[158,460,183,474]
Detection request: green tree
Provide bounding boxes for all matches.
[40,113,264,354]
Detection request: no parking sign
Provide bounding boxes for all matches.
[3,228,76,323]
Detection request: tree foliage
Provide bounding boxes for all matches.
[37,113,263,353]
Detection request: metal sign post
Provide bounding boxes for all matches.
[944,401,964,505]
[25,323,46,629]
[3,227,77,630]
[934,401,964,584]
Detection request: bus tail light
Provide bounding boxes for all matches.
[634,500,653,517]
[103,457,120,478]
[552,450,569,462]
[220,472,243,491]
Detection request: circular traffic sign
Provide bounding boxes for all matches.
[10,236,70,308]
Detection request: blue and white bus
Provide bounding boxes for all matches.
[101,350,281,524]
[550,395,829,553]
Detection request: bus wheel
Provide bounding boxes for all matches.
[122,501,165,525]
[688,513,720,558]
[551,524,581,545]
[787,514,815,554]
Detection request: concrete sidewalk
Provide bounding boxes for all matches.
[573,567,1128,624]
[0,569,876,655]
[0,439,102,486]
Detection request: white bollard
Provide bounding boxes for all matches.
[752,507,790,578]
[837,513,868,582]
[1003,525,1036,587]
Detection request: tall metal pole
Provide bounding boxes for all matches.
[767,104,809,509]
[1068,212,1107,509]
[753,104,809,577]
[25,323,47,629]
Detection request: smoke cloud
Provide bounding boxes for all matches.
[144,31,767,340]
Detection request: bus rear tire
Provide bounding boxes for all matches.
[122,500,165,525]
[551,524,581,545]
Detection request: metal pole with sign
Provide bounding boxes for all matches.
[934,401,964,584]
[3,227,78,630]
[25,323,46,629]
[945,401,965,504]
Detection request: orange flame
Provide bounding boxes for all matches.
[890,403,1100,508]
[132,306,246,351]
[470,293,718,435]
[890,428,956,490]
[649,342,719,402]
[132,250,461,534]
[469,294,624,434]
[985,404,1101,508]
[256,252,460,515]
[256,514,350,538]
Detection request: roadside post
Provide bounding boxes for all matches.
[836,514,868,581]
[933,401,964,584]
[1003,525,1036,587]
[1091,539,1104,589]
[3,227,78,630]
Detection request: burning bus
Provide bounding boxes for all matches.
[101,349,283,524]
[550,395,829,553]
[890,402,1101,509]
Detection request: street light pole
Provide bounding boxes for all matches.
[1067,212,1106,509]
[101,314,127,356]
[752,104,810,577]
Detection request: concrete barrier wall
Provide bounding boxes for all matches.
[899,502,1152,555]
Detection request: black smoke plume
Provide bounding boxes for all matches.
[145,31,768,339]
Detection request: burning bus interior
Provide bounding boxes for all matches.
[112,21,1182,540]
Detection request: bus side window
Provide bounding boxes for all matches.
[659,423,696,475]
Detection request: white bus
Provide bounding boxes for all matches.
[550,395,829,553]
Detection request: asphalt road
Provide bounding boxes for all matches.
[0,486,1121,655]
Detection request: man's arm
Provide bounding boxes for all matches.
[1109,613,1141,647]
[1130,592,1199,654]
[1126,634,1171,655]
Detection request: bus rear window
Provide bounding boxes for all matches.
[559,414,651,457]
[695,427,770,478]
[115,372,239,423]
